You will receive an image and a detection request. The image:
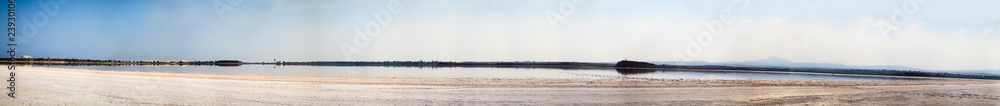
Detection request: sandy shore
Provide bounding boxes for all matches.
[2,67,999,105]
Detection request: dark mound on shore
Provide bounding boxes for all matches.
[614,60,657,68]
[214,60,244,66]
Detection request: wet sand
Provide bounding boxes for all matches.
[2,67,999,105]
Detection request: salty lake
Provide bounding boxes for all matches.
[42,65,924,81]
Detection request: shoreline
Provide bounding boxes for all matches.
[25,67,993,88]
[4,66,999,105]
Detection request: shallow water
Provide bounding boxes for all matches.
[42,65,923,81]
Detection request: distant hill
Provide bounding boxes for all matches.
[728,56,923,71]
[651,56,977,73]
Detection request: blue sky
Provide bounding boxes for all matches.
[4,0,1000,70]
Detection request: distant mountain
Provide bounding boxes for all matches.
[648,61,716,66]
[935,70,1000,75]
[746,56,792,64]
[650,56,923,71]
[729,56,924,71]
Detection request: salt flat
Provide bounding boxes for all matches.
[2,67,998,105]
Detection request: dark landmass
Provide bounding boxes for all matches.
[214,60,244,66]
[613,60,660,75]
[3,58,999,80]
[614,60,657,68]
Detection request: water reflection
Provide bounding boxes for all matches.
[614,68,656,75]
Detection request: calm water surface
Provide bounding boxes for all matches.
[42,65,923,81]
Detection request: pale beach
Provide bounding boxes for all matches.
[3,67,998,105]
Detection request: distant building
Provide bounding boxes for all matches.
[21,55,31,59]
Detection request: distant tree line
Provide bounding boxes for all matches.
[251,61,613,70]
[0,58,242,66]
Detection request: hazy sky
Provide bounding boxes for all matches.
[4,0,1000,70]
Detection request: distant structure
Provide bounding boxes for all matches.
[273,59,279,68]
[21,55,31,59]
